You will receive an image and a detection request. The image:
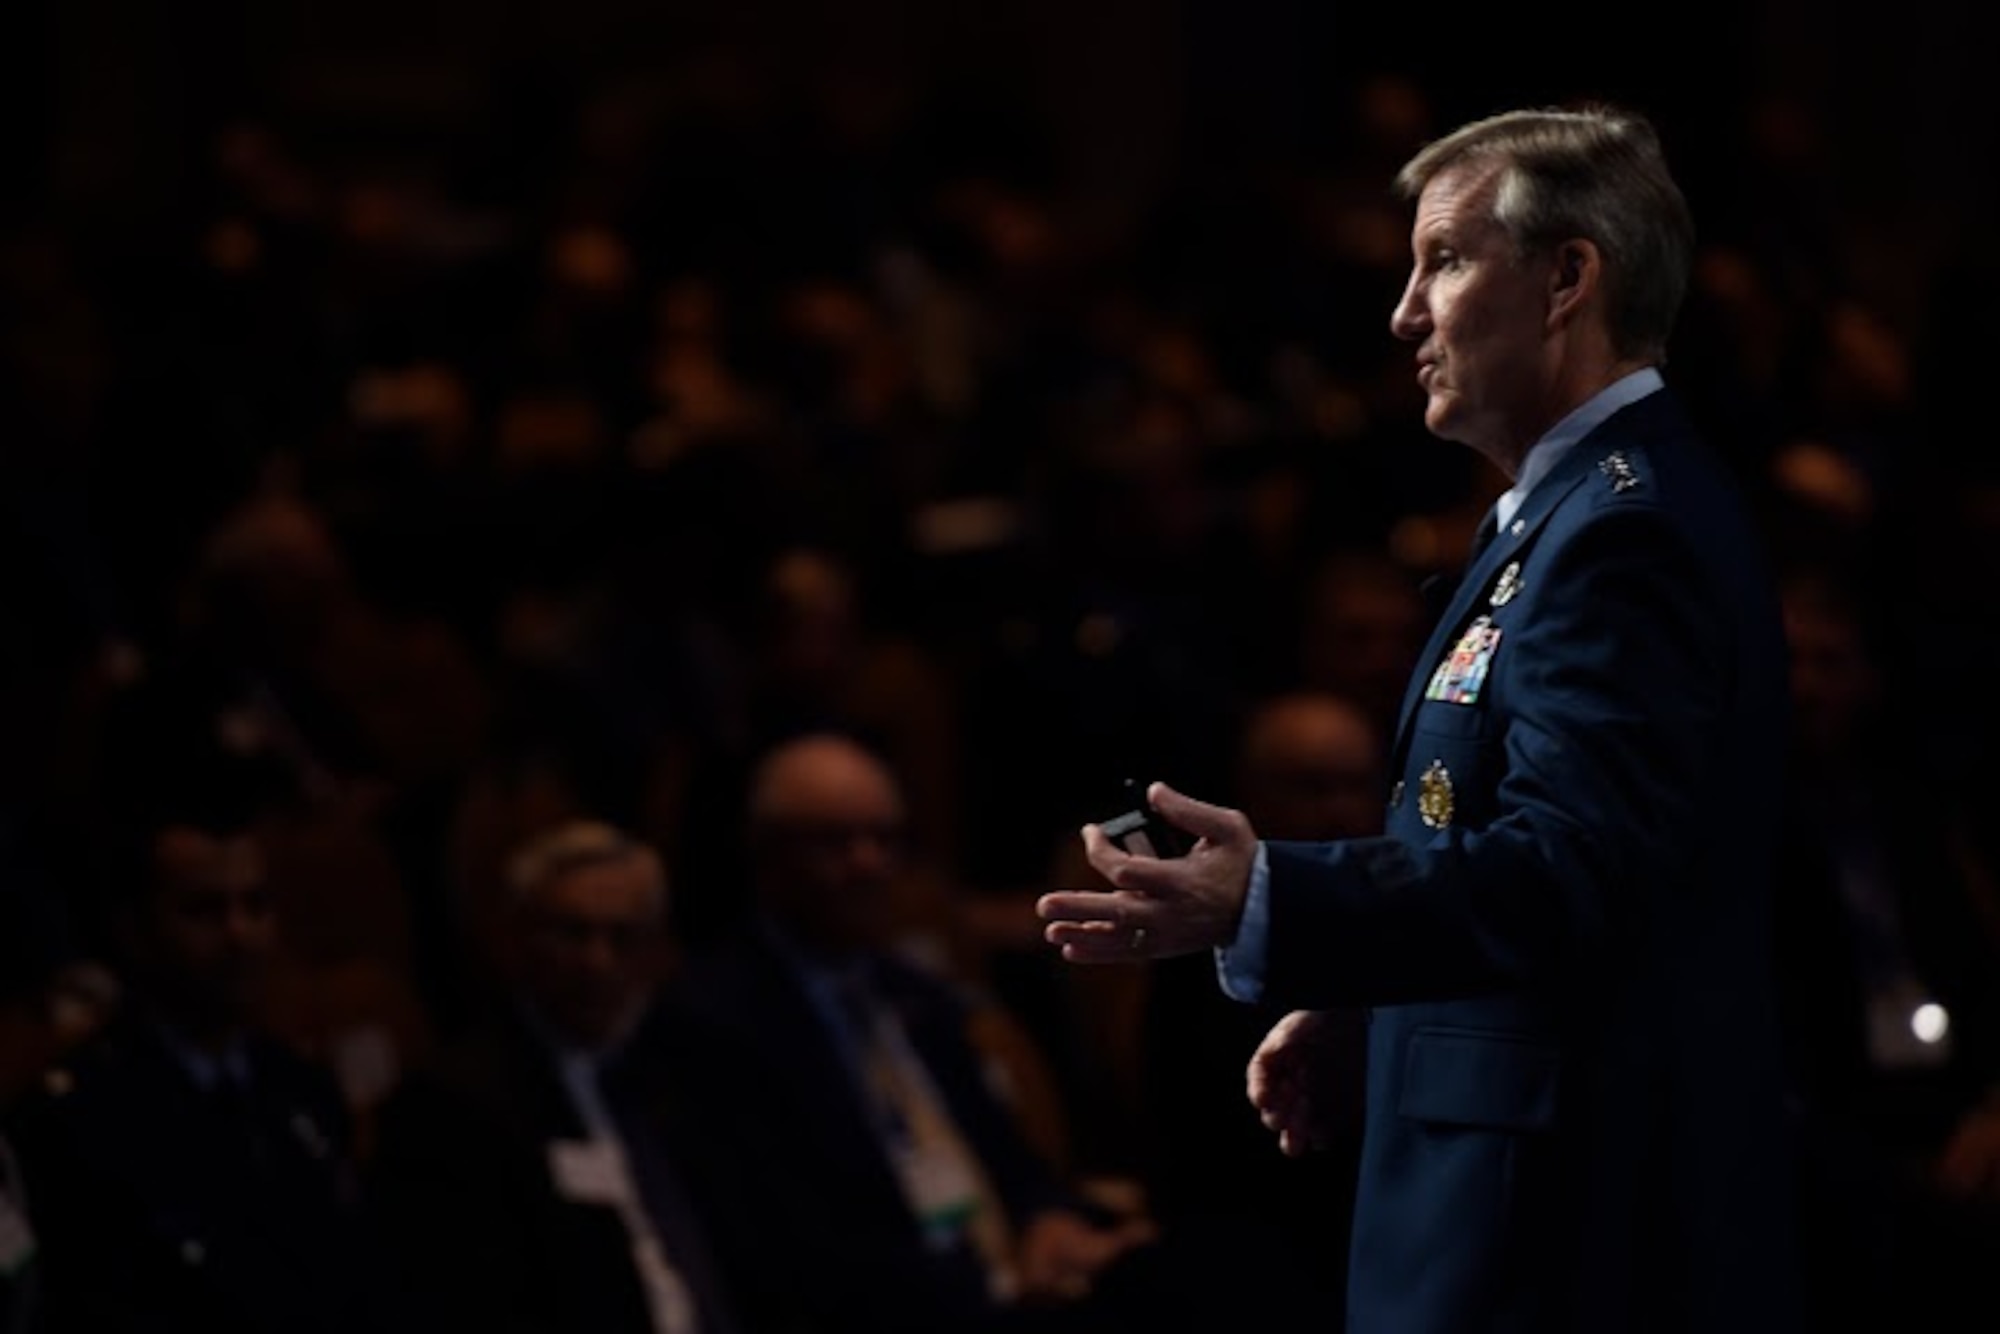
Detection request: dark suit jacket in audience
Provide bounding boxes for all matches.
[4,1014,410,1334]
[671,926,1098,1334]
[365,996,805,1334]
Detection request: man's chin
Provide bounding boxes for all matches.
[1423,403,1462,441]
[556,996,648,1050]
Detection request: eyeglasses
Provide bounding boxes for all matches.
[527,910,657,954]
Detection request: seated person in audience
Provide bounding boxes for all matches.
[675,732,1320,1332]
[1772,562,2000,1333]
[1138,689,1384,1320]
[366,819,805,1334]
[3,799,411,1334]
[672,730,1166,1334]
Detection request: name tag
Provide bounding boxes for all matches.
[896,1139,985,1248]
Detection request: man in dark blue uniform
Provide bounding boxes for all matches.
[1039,104,1801,1333]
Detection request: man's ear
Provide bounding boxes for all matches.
[1546,239,1599,326]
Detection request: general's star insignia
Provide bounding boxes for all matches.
[1599,451,1642,492]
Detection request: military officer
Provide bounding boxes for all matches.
[1040,104,1801,1334]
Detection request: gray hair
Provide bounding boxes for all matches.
[1394,104,1693,363]
[503,819,665,915]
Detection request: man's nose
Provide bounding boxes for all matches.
[1389,277,1427,340]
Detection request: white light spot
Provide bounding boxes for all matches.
[1911,1003,1950,1045]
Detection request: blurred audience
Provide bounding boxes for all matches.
[1772,558,2000,1333]
[1289,546,1432,743]
[2,799,411,1334]
[1138,689,1383,1325]
[0,37,1984,1334]
[367,818,801,1334]
[672,731,1155,1333]
[682,731,1341,1331]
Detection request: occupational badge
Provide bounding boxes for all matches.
[1425,616,1502,704]
[1417,759,1454,829]
[1489,560,1522,607]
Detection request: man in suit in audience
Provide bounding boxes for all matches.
[3,801,411,1334]
[1137,689,1383,1325]
[673,730,1171,1334]
[366,818,799,1334]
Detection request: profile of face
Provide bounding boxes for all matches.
[748,735,908,958]
[142,826,279,1033]
[1390,159,1562,465]
[513,851,666,1049]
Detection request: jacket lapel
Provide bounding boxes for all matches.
[1386,422,1636,766]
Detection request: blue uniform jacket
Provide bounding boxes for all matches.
[1260,388,1802,1333]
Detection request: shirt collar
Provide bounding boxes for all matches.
[1495,368,1663,531]
[157,1021,252,1093]
[516,993,645,1073]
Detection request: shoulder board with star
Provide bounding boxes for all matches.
[1596,448,1645,495]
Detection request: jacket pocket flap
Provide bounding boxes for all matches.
[1397,1028,1559,1131]
[1413,699,1489,739]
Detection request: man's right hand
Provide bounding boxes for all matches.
[1036,782,1257,964]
